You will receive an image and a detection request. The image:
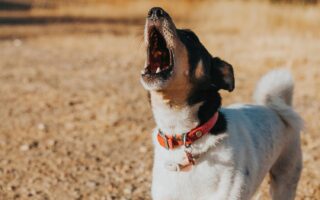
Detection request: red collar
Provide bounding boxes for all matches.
[157,112,219,150]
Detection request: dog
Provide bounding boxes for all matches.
[140,7,303,200]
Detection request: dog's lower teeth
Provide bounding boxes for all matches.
[156,67,161,73]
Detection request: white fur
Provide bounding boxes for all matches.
[254,69,303,131]
[150,93,202,135]
[151,70,303,200]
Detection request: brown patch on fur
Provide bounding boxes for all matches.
[221,66,230,77]
[195,60,204,79]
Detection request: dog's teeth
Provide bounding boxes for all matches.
[156,67,161,73]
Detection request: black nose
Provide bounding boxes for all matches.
[148,7,165,19]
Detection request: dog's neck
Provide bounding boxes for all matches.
[149,89,222,135]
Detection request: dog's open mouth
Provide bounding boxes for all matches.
[142,27,174,79]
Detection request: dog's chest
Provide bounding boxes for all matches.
[152,142,237,200]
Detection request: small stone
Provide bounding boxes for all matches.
[64,122,75,131]
[70,188,81,198]
[0,140,6,146]
[20,141,38,151]
[47,139,57,147]
[123,186,132,195]
[13,39,22,47]
[20,144,29,151]
[37,123,47,131]
[29,141,39,149]
[9,185,17,191]
[139,146,147,153]
[86,180,98,188]
[1,159,10,165]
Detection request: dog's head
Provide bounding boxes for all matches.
[141,7,234,105]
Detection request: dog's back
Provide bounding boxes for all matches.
[253,69,303,199]
[222,69,303,199]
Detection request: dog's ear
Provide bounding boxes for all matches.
[209,57,235,92]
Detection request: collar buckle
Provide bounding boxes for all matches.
[159,130,169,149]
[156,111,219,151]
[182,133,190,148]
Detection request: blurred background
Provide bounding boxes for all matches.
[0,0,319,199]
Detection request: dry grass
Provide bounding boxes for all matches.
[0,1,319,199]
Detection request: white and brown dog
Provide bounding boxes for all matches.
[140,7,303,200]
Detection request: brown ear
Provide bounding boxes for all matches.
[210,57,235,92]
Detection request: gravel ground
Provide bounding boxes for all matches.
[0,1,319,200]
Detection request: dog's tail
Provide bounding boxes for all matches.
[254,69,303,131]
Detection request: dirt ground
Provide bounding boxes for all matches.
[0,1,319,200]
